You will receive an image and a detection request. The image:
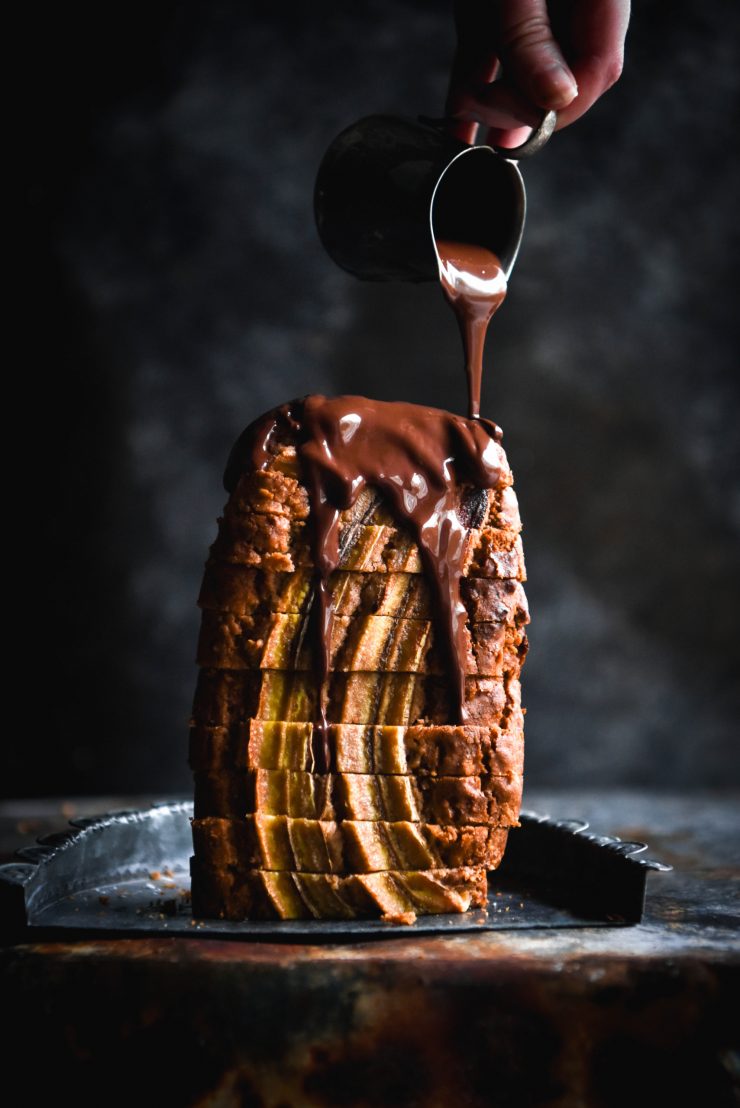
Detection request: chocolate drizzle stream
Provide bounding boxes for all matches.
[436,240,507,420]
[225,396,505,768]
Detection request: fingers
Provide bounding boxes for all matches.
[446,119,482,145]
[446,0,630,145]
[447,0,579,140]
[450,78,544,132]
[485,124,534,150]
[495,0,578,109]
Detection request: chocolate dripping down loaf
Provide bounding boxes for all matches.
[189,396,529,922]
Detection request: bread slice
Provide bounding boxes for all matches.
[197,609,527,676]
[198,566,528,624]
[225,446,518,529]
[192,669,521,728]
[189,717,524,776]
[190,856,488,920]
[210,512,525,579]
[193,768,522,825]
[191,815,509,872]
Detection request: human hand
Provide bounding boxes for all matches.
[446,0,631,148]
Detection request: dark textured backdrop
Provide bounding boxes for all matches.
[14,0,739,796]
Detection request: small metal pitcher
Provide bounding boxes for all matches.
[314,112,555,283]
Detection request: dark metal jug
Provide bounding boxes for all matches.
[314,113,555,283]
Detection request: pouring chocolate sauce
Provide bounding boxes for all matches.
[435,240,507,419]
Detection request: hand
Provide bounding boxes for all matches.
[446,0,631,148]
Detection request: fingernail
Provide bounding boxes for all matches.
[534,64,578,108]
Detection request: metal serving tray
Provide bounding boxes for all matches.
[0,801,670,942]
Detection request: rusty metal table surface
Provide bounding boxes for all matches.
[1,789,737,1108]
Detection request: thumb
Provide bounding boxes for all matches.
[496,0,578,109]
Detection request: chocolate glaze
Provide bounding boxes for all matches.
[436,240,507,420]
[225,396,505,766]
